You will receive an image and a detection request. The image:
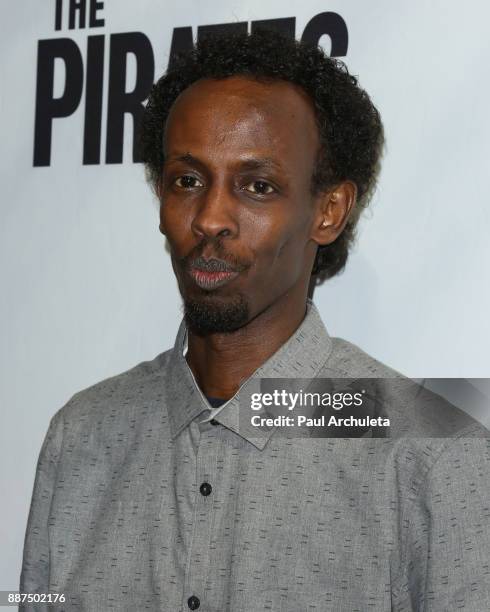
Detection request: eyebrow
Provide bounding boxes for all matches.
[164,153,284,173]
[165,152,201,166]
[237,157,283,173]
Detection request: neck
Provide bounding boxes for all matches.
[185,294,309,399]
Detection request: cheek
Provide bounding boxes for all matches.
[160,202,191,248]
[270,213,312,261]
[246,211,312,277]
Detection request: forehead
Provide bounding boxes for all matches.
[163,76,320,169]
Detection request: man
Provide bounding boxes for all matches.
[21,30,490,611]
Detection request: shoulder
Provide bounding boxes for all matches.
[326,336,404,379]
[322,336,489,440]
[53,348,174,425]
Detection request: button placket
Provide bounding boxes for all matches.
[183,426,219,611]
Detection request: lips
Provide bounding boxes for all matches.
[188,256,240,290]
[189,268,239,290]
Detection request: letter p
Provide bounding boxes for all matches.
[33,38,83,166]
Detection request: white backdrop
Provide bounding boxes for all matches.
[1,0,490,594]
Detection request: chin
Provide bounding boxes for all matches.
[183,292,250,335]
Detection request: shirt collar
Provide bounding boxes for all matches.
[164,299,333,450]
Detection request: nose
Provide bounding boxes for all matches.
[191,181,239,240]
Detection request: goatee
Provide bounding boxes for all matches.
[183,293,249,335]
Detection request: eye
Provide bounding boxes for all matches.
[174,175,203,189]
[243,180,275,195]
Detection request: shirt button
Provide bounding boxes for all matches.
[187,595,200,610]
[199,482,212,496]
[210,419,219,426]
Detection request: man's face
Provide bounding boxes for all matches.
[160,75,322,335]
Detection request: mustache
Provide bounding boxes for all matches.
[179,240,251,274]
[191,256,238,273]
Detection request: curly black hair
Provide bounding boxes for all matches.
[140,29,384,279]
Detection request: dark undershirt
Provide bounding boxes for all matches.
[206,396,227,409]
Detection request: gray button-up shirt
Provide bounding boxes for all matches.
[20,301,490,611]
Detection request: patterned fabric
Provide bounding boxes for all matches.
[20,301,490,611]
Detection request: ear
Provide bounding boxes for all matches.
[310,181,357,246]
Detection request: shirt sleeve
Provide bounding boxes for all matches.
[19,409,64,601]
[392,426,490,611]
